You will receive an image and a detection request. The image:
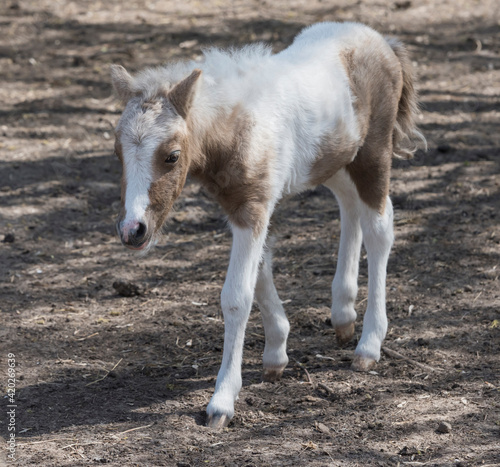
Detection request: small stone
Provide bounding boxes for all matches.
[72,55,86,67]
[302,395,321,403]
[179,40,198,49]
[393,0,412,9]
[2,233,15,243]
[437,421,452,433]
[93,457,108,464]
[316,422,331,435]
[112,281,141,297]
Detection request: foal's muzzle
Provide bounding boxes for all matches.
[118,220,148,250]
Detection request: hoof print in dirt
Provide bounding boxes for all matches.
[112,280,142,297]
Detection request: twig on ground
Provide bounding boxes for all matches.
[295,360,316,388]
[317,382,335,395]
[76,332,99,341]
[18,438,76,446]
[472,291,483,303]
[315,354,335,361]
[86,358,123,386]
[484,382,499,392]
[61,441,104,449]
[382,347,441,373]
[250,332,265,339]
[113,423,154,437]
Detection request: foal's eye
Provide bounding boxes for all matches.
[165,150,180,164]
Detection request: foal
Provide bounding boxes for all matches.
[111,22,425,428]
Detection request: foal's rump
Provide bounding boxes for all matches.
[288,22,424,202]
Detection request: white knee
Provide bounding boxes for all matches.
[221,282,253,319]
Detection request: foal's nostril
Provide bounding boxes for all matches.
[128,221,147,244]
[135,222,146,241]
[121,220,147,248]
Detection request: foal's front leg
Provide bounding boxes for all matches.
[206,224,267,429]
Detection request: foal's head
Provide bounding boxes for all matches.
[111,65,202,250]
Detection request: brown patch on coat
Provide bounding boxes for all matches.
[340,49,370,144]
[189,107,271,235]
[147,134,191,233]
[308,121,359,186]
[345,151,391,214]
[339,40,403,213]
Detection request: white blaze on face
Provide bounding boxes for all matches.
[122,138,157,227]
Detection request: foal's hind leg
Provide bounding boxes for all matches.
[255,236,290,382]
[353,196,394,370]
[324,170,363,346]
[346,144,394,371]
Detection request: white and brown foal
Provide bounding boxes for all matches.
[111,22,425,429]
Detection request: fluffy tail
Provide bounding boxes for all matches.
[386,38,427,159]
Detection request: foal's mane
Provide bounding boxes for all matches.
[128,43,273,103]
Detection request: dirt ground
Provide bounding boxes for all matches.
[0,0,499,465]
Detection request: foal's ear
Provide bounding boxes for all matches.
[110,64,134,103]
[168,69,202,119]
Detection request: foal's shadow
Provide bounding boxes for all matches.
[0,364,217,438]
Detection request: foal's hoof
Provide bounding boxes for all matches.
[335,322,355,346]
[206,413,231,430]
[351,355,376,372]
[262,367,284,383]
